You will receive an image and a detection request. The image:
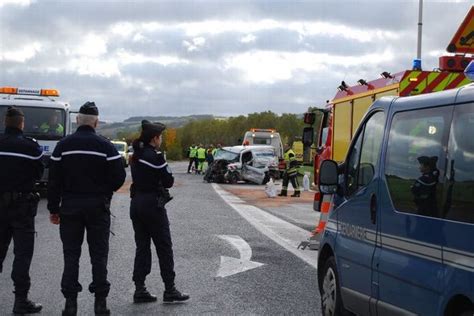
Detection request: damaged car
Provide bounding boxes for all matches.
[204,145,279,184]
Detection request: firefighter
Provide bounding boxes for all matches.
[196,144,206,174]
[278,143,300,197]
[129,120,189,304]
[48,102,126,315]
[187,144,198,174]
[411,156,439,216]
[0,107,44,314]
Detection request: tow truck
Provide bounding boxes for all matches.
[0,87,73,187]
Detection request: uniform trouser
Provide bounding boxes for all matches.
[130,193,175,290]
[187,157,195,172]
[59,203,111,299]
[282,173,300,192]
[198,158,206,172]
[0,198,37,297]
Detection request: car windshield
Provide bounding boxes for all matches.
[113,143,126,152]
[254,150,275,157]
[215,149,239,161]
[0,105,66,140]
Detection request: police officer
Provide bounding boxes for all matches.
[0,107,43,314]
[129,120,189,304]
[411,156,439,216]
[278,143,300,197]
[47,102,126,315]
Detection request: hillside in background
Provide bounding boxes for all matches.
[97,114,218,139]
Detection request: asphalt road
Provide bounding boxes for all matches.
[0,162,321,315]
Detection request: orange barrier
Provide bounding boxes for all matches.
[311,194,332,237]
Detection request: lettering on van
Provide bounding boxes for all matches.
[39,145,50,153]
[339,222,367,241]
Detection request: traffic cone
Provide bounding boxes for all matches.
[311,194,332,236]
[302,192,332,250]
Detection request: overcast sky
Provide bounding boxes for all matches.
[0,0,472,121]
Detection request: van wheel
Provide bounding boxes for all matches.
[321,257,347,316]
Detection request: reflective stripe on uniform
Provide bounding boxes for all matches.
[0,151,44,160]
[138,159,168,169]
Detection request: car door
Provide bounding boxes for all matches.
[242,150,265,184]
[376,105,453,315]
[334,110,386,315]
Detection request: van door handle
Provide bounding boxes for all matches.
[370,194,377,224]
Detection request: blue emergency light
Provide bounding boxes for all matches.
[464,60,474,81]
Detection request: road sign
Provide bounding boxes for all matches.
[447,6,474,54]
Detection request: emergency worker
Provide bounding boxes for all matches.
[0,107,44,314]
[278,143,300,197]
[47,102,126,315]
[411,156,439,216]
[40,112,64,136]
[206,145,214,166]
[187,144,198,174]
[212,144,221,157]
[129,120,189,304]
[196,144,206,174]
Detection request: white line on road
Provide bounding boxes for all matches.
[216,235,265,278]
[212,184,318,270]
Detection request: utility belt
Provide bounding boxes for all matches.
[0,191,39,205]
[131,187,173,207]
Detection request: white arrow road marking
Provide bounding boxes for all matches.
[216,235,265,278]
[212,183,318,270]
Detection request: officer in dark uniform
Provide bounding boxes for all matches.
[0,107,43,314]
[47,102,126,315]
[130,120,189,304]
[411,156,439,216]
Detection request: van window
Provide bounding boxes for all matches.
[345,111,385,195]
[444,102,474,223]
[385,106,452,218]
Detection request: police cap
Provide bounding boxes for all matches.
[417,156,438,168]
[79,101,99,116]
[6,106,24,117]
[141,120,166,136]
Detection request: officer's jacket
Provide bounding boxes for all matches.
[130,144,173,194]
[47,125,126,213]
[0,127,44,192]
[411,169,439,215]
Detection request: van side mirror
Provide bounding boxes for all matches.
[319,160,339,194]
[303,127,314,146]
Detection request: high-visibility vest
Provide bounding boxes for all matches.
[197,147,206,159]
[40,122,64,135]
[189,146,197,158]
[284,149,296,163]
[284,149,298,175]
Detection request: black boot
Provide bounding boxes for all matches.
[62,298,77,316]
[134,285,157,303]
[94,297,110,315]
[278,190,287,197]
[163,287,190,303]
[291,191,300,197]
[13,297,42,314]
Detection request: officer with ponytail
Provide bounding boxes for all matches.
[129,120,189,304]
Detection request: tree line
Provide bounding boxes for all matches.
[115,111,307,160]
